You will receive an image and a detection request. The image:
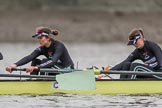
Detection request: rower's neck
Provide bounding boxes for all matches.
[45,41,52,48]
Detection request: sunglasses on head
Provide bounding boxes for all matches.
[128,34,141,41]
[128,34,142,45]
[36,32,49,36]
[32,32,49,39]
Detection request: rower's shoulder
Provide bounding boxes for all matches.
[55,40,63,44]
[132,48,139,54]
[145,40,159,47]
[54,40,62,44]
[35,46,44,52]
[54,40,65,47]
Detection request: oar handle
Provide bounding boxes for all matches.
[12,68,77,73]
[12,68,27,71]
[0,74,55,79]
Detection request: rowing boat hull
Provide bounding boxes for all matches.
[0,80,162,95]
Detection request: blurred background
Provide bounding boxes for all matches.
[0,0,162,70]
[0,0,162,43]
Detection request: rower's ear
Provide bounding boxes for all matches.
[0,52,3,60]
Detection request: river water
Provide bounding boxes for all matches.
[0,42,162,108]
[0,94,162,108]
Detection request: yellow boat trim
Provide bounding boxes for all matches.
[0,81,162,95]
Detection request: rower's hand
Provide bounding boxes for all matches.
[144,64,148,66]
[96,74,107,79]
[6,64,17,73]
[26,66,38,73]
[102,65,111,71]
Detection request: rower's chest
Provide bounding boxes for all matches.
[44,48,56,58]
[139,50,154,61]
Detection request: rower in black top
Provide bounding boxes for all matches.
[111,28,162,79]
[0,52,3,60]
[6,27,74,75]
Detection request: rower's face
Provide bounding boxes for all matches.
[38,36,50,46]
[134,38,144,49]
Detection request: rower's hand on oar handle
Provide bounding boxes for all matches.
[26,66,38,73]
[6,64,17,73]
[102,65,111,71]
[96,74,107,79]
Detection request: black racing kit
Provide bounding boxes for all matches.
[111,40,162,79]
[15,40,74,69]
[0,52,3,60]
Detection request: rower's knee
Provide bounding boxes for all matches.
[130,63,142,71]
[122,62,131,70]
[31,59,41,66]
[31,59,42,75]
[119,62,132,79]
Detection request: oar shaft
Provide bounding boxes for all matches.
[39,68,74,73]
[0,74,55,79]
[100,70,162,75]
[38,69,162,76]
[13,68,162,76]
[13,68,81,73]
[12,68,61,73]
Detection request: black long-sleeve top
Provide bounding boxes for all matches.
[112,41,162,70]
[0,52,3,60]
[15,40,74,68]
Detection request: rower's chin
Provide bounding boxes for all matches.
[39,43,45,46]
[135,45,141,49]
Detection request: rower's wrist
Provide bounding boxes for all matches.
[36,65,41,70]
[11,64,17,67]
[34,66,39,69]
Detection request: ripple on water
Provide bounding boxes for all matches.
[0,94,162,108]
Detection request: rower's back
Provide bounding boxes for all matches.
[0,52,3,60]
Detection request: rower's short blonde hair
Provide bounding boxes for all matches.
[129,28,144,38]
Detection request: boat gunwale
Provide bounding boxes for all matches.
[0,79,162,82]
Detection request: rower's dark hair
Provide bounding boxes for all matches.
[36,26,58,36]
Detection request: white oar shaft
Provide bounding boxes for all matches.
[13,68,77,73]
[100,70,162,75]
[13,68,162,76]
[0,74,55,79]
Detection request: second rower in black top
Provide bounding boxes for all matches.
[111,28,162,79]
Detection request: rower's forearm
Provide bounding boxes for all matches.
[15,56,34,66]
[38,60,56,68]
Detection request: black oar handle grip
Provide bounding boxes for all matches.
[12,68,27,71]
